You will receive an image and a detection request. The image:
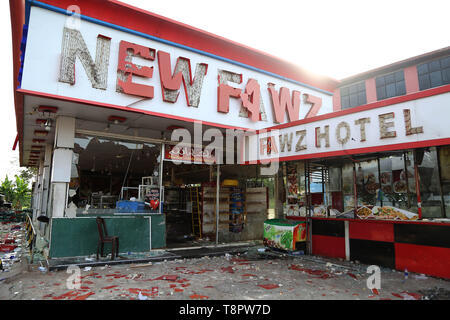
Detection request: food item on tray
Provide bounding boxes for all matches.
[393,180,407,193]
[396,212,409,220]
[400,169,414,181]
[313,206,326,216]
[377,206,398,219]
[357,206,372,218]
[365,183,379,194]
[287,173,298,196]
[374,206,418,220]
[365,173,376,184]
[381,185,393,194]
[288,184,298,195]
[380,172,391,184]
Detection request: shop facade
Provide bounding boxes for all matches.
[9,0,450,278]
[10,0,336,259]
[248,48,450,279]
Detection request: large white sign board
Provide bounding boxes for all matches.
[21,6,333,131]
[247,92,450,162]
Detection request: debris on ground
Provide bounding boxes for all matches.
[419,287,450,300]
[0,229,449,300]
[0,221,26,274]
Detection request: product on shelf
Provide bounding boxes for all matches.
[356,205,418,220]
[356,206,372,218]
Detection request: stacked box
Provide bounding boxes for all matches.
[229,187,244,233]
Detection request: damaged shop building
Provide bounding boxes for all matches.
[8,0,450,278]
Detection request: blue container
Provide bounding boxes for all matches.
[116,200,147,213]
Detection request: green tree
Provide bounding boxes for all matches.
[19,167,37,185]
[13,175,32,209]
[0,168,35,210]
[0,175,15,204]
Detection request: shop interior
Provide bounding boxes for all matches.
[69,133,274,248]
[70,134,162,214]
[66,134,450,246]
[161,162,273,247]
[284,147,450,220]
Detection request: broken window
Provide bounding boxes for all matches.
[70,134,161,215]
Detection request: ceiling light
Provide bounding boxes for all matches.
[34,130,48,137]
[36,119,46,127]
[38,106,58,114]
[108,115,127,125]
[44,119,52,131]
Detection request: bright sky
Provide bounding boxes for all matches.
[0,0,449,179]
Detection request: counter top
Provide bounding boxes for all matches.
[285,215,450,226]
[75,212,162,218]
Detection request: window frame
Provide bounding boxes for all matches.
[417,55,450,91]
[375,69,406,101]
[340,81,367,109]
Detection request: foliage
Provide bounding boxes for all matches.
[0,168,35,210]
[0,176,15,204]
[19,167,38,184]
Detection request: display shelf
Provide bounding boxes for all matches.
[203,196,229,200]
[89,194,118,209]
[217,220,243,224]
[201,186,267,234]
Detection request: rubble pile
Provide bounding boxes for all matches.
[0,221,26,273]
[419,287,450,300]
[1,249,448,300]
[0,239,449,300]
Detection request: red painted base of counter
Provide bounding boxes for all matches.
[286,216,450,279]
[349,221,394,242]
[395,243,450,279]
[311,235,346,259]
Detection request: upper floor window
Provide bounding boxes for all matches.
[376,70,406,100]
[417,55,450,90]
[340,82,366,109]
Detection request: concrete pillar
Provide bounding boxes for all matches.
[332,89,341,112]
[404,65,419,94]
[32,161,44,221]
[38,144,53,234]
[50,116,75,218]
[40,144,52,217]
[274,162,285,219]
[365,78,377,104]
[37,160,45,216]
